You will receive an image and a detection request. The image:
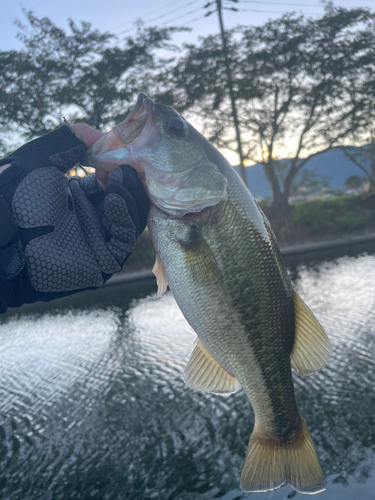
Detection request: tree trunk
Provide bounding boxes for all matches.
[262,160,290,213]
[272,190,290,213]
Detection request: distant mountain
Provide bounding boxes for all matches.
[234,146,370,199]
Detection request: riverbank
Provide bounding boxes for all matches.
[106,230,375,285]
[280,230,375,255]
[105,193,375,285]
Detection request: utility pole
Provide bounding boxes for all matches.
[205,0,247,185]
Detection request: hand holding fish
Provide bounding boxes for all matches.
[86,94,332,495]
[0,124,149,313]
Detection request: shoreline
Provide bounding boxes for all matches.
[279,231,375,255]
[106,231,375,286]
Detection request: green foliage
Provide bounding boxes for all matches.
[292,195,374,233]
[0,10,183,142]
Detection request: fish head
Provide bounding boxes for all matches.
[125,95,228,217]
[100,93,228,217]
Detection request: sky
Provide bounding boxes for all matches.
[2,0,375,52]
[1,0,375,164]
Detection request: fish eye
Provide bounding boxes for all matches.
[166,118,187,138]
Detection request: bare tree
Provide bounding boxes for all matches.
[161,6,375,211]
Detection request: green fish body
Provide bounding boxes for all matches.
[86,94,332,495]
[148,149,330,494]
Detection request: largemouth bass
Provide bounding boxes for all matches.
[84,94,332,494]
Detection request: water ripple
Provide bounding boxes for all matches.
[1,249,375,498]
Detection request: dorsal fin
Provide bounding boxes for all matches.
[184,339,240,396]
[152,253,168,298]
[291,289,332,377]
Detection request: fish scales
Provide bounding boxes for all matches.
[85,93,332,495]
[149,193,300,443]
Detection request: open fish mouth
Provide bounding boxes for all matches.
[113,93,154,144]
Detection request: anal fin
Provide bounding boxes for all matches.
[184,339,239,396]
[291,289,332,376]
[152,252,168,298]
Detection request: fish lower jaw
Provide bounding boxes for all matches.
[149,196,225,217]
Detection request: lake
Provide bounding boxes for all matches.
[1,242,375,500]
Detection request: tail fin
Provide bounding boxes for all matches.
[240,419,326,495]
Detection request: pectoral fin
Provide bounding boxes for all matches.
[152,253,168,298]
[184,339,240,396]
[291,289,332,376]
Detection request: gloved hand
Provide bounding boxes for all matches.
[0,125,149,313]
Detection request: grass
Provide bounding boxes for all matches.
[291,194,375,233]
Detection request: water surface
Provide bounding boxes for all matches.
[1,244,375,499]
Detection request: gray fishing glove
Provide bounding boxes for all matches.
[0,125,149,312]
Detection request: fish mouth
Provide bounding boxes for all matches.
[113,93,154,144]
[151,194,227,217]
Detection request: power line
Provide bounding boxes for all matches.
[241,0,321,5]
[118,0,202,34]
[112,0,192,31]
[173,13,208,27]
[113,0,375,34]
[116,0,343,38]
[110,1,177,30]
[160,7,206,26]
[242,0,375,3]
[239,8,322,14]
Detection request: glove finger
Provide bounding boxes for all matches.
[108,165,150,233]
[76,173,105,208]
[77,173,102,196]
[0,128,87,210]
[69,178,122,275]
[105,184,140,237]
[49,143,87,174]
[104,192,137,260]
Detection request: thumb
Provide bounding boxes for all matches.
[70,123,104,148]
